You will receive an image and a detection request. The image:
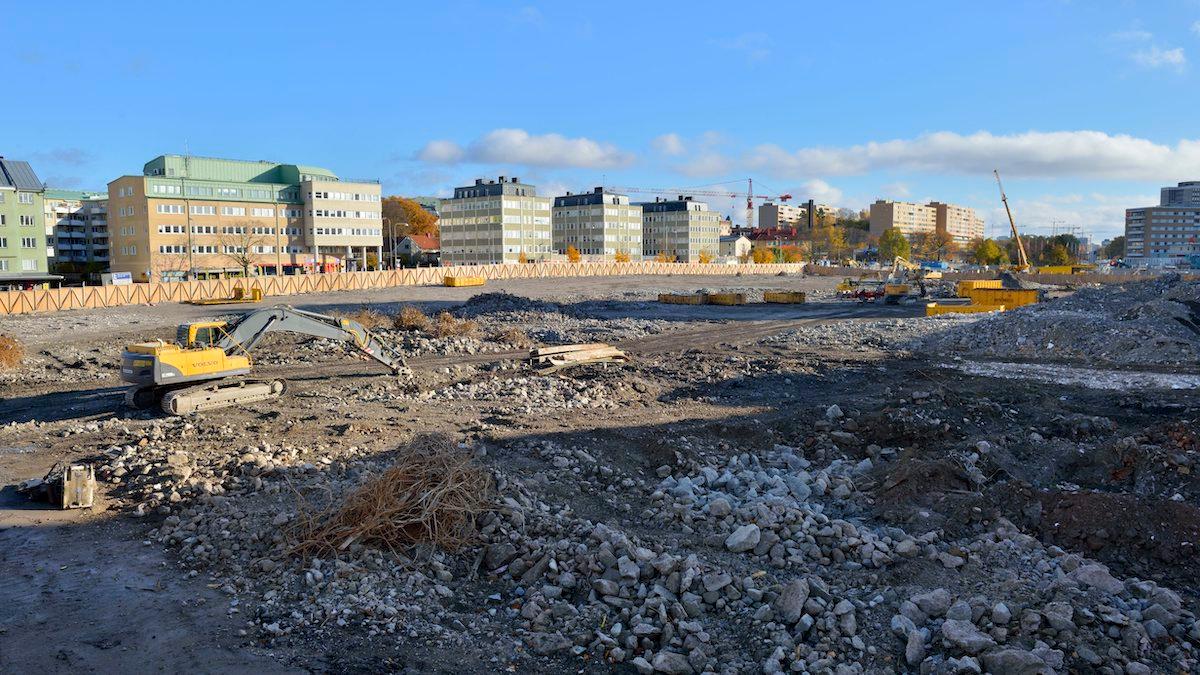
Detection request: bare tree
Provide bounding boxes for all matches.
[217,221,269,278]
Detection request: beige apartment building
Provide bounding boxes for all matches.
[870,199,982,245]
[638,196,722,262]
[930,201,985,245]
[439,176,552,265]
[107,155,382,281]
[552,187,642,261]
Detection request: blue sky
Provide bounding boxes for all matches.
[4,1,1200,240]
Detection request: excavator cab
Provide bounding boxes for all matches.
[177,321,230,349]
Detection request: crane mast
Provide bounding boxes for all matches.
[993,169,1029,270]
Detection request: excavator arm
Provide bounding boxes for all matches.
[217,305,407,373]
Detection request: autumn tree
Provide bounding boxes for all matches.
[381,197,439,259]
[614,250,631,263]
[566,245,581,263]
[970,238,1008,266]
[750,247,775,264]
[698,250,715,264]
[877,228,910,262]
[654,252,677,263]
[217,222,268,278]
[1043,243,1072,266]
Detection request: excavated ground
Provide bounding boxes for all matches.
[1,273,1197,673]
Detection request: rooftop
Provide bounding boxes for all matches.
[141,155,345,185]
[0,158,42,191]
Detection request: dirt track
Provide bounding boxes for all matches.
[2,273,1198,673]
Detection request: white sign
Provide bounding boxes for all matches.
[101,272,133,286]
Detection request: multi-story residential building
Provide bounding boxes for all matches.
[758,201,839,229]
[0,157,50,285]
[439,176,552,265]
[869,199,982,246]
[638,196,722,262]
[929,201,985,245]
[43,189,109,270]
[107,155,382,281]
[1125,182,1200,266]
[869,199,938,240]
[552,187,643,261]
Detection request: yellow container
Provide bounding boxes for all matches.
[884,283,911,296]
[763,291,807,304]
[444,276,486,287]
[926,302,1006,316]
[704,292,747,306]
[956,279,1003,295]
[659,293,707,305]
[962,288,1038,308]
[1035,265,1074,275]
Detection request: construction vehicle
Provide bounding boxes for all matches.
[120,305,406,415]
[880,257,934,304]
[994,169,1030,271]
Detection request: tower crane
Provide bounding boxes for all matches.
[993,169,1030,271]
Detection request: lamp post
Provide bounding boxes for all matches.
[382,217,392,269]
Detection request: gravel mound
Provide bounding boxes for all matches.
[924,275,1200,368]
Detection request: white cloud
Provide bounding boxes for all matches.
[732,130,1200,181]
[674,153,736,177]
[416,129,634,169]
[981,191,1156,241]
[1111,29,1152,41]
[711,32,771,62]
[415,140,465,164]
[795,180,843,206]
[651,133,686,156]
[1132,45,1186,71]
[881,181,911,198]
[1192,20,1200,36]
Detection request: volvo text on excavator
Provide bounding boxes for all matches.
[120,305,407,415]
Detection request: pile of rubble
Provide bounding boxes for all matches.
[926,275,1200,368]
[452,293,674,344]
[763,316,982,354]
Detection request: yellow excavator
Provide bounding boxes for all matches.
[880,256,939,303]
[121,305,406,415]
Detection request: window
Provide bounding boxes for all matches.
[158,204,185,215]
[192,245,217,254]
[191,225,217,234]
[151,184,181,195]
[221,226,245,235]
[0,237,7,247]
[0,260,7,271]
[246,189,270,199]
[220,206,245,216]
[185,186,214,197]
[216,187,239,197]
[18,193,34,204]
[0,215,4,225]
[190,205,215,216]
[158,244,187,254]
[19,215,35,226]
[22,259,36,271]
[252,207,275,217]
[157,224,186,234]
[21,237,37,248]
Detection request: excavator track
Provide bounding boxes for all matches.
[160,378,287,415]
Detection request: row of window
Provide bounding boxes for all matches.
[0,259,39,271]
[311,191,380,202]
[0,215,37,226]
[154,204,305,217]
[0,237,40,248]
[311,209,379,219]
[158,244,309,255]
[313,227,382,236]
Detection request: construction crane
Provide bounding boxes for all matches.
[120,305,406,415]
[993,169,1030,270]
[610,179,792,229]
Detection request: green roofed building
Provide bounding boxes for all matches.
[108,155,382,281]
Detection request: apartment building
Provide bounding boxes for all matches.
[43,189,109,270]
[552,187,643,261]
[439,176,552,265]
[107,155,382,281]
[929,201,985,245]
[1125,182,1200,266]
[638,196,722,262]
[869,199,982,245]
[0,157,49,284]
[758,201,838,229]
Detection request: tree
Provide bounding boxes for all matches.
[566,245,581,263]
[698,250,714,264]
[1044,243,1072,266]
[782,247,804,263]
[614,250,631,263]
[1103,236,1126,259]
[217,222,268,278]
[518,251,528,264]
[877,228,910,261]
[970,238,1007,266]
[382,196,439,258]
[654,252,677,263]
[928,230,956,261]
[750,247,774,264]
